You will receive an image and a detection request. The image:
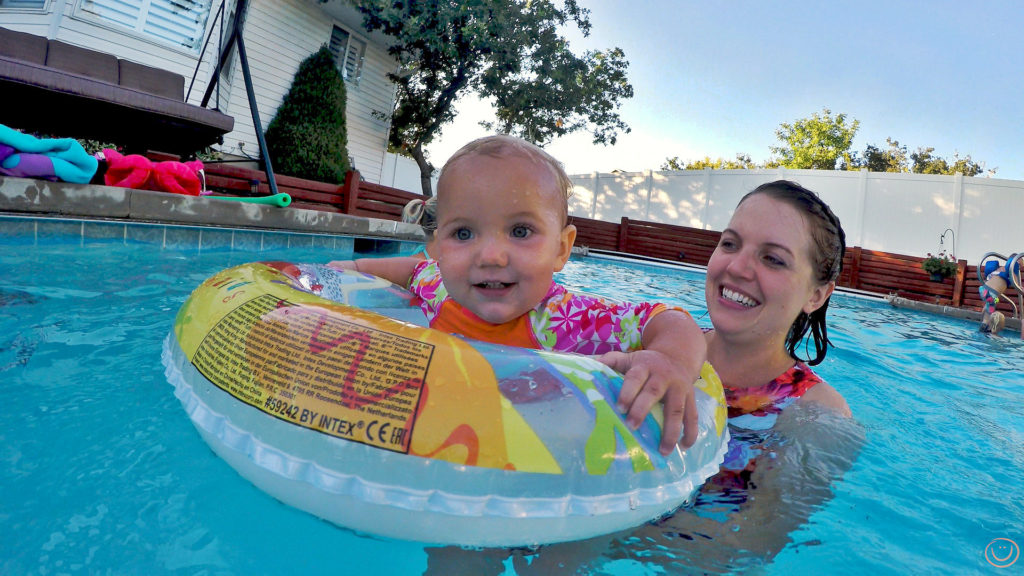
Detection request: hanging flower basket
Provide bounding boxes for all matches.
[922,250,957,282]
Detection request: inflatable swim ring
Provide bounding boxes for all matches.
[162,261,729,547]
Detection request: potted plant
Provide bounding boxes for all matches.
[922,250,957,281]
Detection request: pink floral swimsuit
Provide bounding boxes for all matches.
[692,361,823,517]
[407,259,681,354]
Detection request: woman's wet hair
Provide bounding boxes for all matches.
[740,180,846,365]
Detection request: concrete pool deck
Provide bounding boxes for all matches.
[2,174,1020,335]
[0,175,428,242]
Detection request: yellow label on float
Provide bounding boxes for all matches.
[191,293,433,452]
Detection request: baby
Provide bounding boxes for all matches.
[979,256,1020,333]
[329,135,707,454]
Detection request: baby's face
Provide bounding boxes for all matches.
[431,153,575,324]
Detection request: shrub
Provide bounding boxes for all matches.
[265,46,350,183]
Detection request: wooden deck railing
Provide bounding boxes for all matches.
[200,162,1016,316]
[203,164,424,218]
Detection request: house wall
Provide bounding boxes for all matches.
[0,0,396,184]
[569,168,1024,264]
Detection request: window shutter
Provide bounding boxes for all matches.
[78,0,211,50]
[329,25,365,85]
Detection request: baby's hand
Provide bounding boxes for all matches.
[598,349,698,456]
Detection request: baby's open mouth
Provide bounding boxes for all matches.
[475,281,514,290]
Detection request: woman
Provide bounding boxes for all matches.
[582,180,859,573]
[707,179,850,422]
[603,180,850,442]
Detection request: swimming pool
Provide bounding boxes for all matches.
[2,216,1022,575]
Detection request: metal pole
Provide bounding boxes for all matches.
[235,32,279,196]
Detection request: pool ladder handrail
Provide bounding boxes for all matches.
[977,252,1023,319]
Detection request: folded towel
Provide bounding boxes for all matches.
[0,124,98,184]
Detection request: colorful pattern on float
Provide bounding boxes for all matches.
[164,261,729,546]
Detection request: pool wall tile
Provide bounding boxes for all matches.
[198,229,235,251]
[0,217,38,242]
[232,230,263,251]
[288,234,315,249]
[126,223,167,245]
[163,227,202,250]
[82,221,128,243]
[260,232,290,250]
[35,220,85,243]
[2,215,414,258]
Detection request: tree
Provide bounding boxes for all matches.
[910,147,988,176]
[264,46,350,183]
[851,138,909,173]
[350,0,633,196]
[661,154,756,171]
[770,108,859,170]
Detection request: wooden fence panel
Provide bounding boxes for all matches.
[352,181,423,220]
[620,219,721,266]
[855,250,959,304]
[569,216,620,251]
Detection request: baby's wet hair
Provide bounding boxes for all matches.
[439,134,573,224]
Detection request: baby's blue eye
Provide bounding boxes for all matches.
[455,228,473,241]
[511,225,531,239]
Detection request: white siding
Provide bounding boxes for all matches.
[0,0,52,35]
[1,0,396,184]
[214,0,394,182]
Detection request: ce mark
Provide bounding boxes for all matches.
[366,420,391,443]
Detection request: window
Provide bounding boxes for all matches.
[328,25,366,85]
[77,0,212,51]
[0,0,47,8]
[217,0,241,87]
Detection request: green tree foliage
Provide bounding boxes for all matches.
[856,138,909,172]
[661,109,993,177]
[265,46,350,184]
[910,147,987,176]
[661,154,756,171]
[351,0,633,196]
[770,108,859,170]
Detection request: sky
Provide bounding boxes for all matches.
[425,0,1024,181]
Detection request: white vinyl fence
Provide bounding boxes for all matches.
[568,168,1024,265]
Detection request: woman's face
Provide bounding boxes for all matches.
[705,193,833,344]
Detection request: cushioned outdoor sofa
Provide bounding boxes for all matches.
[0,27,233,155]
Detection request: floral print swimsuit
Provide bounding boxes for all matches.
[407,259,680,353]
[693,361,823,517]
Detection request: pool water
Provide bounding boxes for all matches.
[2,218,1023,575]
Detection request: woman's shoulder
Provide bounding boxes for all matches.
[797,374,851,417]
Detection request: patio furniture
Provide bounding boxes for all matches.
[0,27,233,155]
